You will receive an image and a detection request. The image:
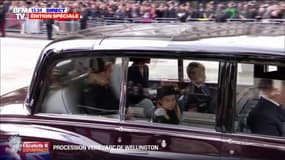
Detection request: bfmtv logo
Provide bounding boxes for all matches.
[12,8,29,20]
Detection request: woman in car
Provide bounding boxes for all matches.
[80,58,119,115]
[41,68,69,113]
[152,86,182,125]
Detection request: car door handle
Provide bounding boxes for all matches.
[229,149,235,155]
[160,139,167,148]
[126,150,149,155]
[117,136,122,143]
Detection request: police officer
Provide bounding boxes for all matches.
[46,4,54,40]
[46,19,54,40]
[80,5,89,30]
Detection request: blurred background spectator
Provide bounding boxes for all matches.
[0,0,9,37]
[2,0,285,39]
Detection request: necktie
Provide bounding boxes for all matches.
[201,85,208,96]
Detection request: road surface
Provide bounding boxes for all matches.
[0,37,51,95]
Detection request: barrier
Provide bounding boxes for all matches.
[4,16,285,36]
[5,18,80,34]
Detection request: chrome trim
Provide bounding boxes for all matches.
[227,132,285,141]
[119,57,129,121]
[33,113,120,123]
[1,117,121,131]
[1,117,224,143]
[110,148,221,160]
[223,138,285,151]
[122,120,216,133]
[120,127,224,143]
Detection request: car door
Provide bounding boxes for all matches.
[220,62,285,160]
[117,57,226,160]
[0,54,129,160]
[221,133,285,160]
[118,122,223,160]
[0,114,124,160]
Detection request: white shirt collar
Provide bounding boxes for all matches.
[260,94,280,107]
[191,82,205,88]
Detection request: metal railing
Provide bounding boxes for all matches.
[5,16,285,35]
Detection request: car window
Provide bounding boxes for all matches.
[183,60,219,83]
[181,60,218,129]
[39,56,122,120]
[126,57,219,130]
[149,58,178,81]
[235,63,285,138]
[237,64,254,85]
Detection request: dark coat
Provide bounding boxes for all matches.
[127,65,149,104]
[0,6,5,23]
[127,65,149,88]
[80,10,89,30]
[46,19,54,26]
[80,83,119,115]
[247,97,285,136]
[184,83,213,113]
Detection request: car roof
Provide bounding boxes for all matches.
[43,23,285,56]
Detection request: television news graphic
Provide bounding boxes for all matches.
[52,144,160,151]
[28,13,80,21]
[12,7,29,20]
[1,136,50,160]
[22,142,50,153]
[12,7,80,20]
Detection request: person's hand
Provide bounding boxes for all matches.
[154,108,167,117]
[188,105,198,112]
[143,88,150,97]
[126,107,135,120]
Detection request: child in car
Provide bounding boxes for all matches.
[184,62,214,113]
[152,86,182,125]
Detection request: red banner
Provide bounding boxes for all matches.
[22,142,50,153]
[28,13,80,20]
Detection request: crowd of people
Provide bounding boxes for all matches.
[1,0,285,38]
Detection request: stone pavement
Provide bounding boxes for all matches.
[5,32,48,40]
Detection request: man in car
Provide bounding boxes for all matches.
[247,79,285,136]
[80,58,119,115]
[183,62,214,113]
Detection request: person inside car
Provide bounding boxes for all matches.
[127,58,155,118]
[152,86,182,125]
[48,68,66,90]
[247,79,285,136]
[183,62,214,113]
[80,57,119,115]
[127,57,150,104]
[41,68,67,113]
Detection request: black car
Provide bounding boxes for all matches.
[1,23,285,160]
